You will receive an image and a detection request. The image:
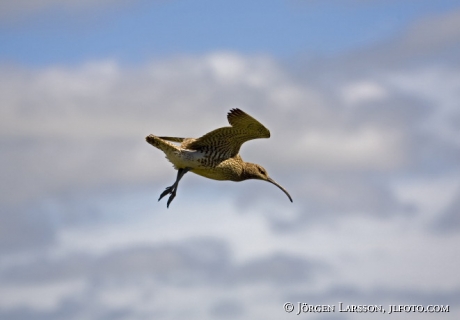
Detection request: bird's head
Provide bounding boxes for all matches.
[243,163,293,202]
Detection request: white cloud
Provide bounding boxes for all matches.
[295,126,404,170]
[387,66,460,146]
[341,81,388,105]
[0,279,86,311]
[1,48,459,239]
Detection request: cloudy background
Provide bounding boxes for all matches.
[1,0,460,319]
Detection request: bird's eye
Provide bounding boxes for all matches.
[258,167,265,175]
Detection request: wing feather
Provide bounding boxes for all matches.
[184,109,270,159]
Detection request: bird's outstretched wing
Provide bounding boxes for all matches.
[184,109,270,160]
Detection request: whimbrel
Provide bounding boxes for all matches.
[146,108,292,207]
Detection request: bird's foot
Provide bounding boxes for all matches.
[158,186,174,201]
[158,185,177,208]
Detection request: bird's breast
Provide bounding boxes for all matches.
[191,158,244,181]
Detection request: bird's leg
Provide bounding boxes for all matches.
[158,167,190,207]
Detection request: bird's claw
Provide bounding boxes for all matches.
[166,191,176,208]
[158,186,174,201]
[158,185,177,207]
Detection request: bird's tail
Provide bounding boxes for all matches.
[159,136,185,143]
[145,135,180,153]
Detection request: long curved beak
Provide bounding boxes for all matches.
[267,177,293,202]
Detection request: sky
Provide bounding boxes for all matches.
[1,0,460,319]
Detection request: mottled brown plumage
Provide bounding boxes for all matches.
[146,108,292,207]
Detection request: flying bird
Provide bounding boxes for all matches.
[146,108,292,207]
